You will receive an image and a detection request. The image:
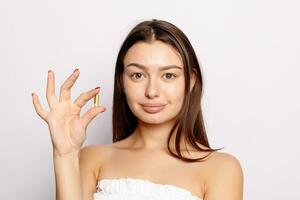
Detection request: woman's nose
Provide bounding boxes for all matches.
[145,78,159,99]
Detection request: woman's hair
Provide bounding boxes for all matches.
[112,19,221,162]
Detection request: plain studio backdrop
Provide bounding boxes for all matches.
[0,0,299,199]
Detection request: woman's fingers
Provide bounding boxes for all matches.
[46,70,59,109]
[59,68,80,102]
[80,106,106,128]
[74,87,100,108]
[32,93,48,121]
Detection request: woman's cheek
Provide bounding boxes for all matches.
[124,83,144,107]
[169,81,184,97]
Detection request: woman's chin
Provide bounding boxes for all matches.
[137,113,176,125]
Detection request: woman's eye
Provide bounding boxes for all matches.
[163,73,177,79]
[130,72,144,80]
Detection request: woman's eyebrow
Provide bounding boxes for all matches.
[125,63,182,71]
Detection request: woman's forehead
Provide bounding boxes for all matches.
[124,40,183,68]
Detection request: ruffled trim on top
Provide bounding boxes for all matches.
[95,178,202,200]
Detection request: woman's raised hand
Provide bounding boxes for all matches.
[32,68,106,156]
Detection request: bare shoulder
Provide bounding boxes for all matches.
[80,143,111,157]
[79,144,114,198]
[206,151,243,171]
[79,144,112,179]
[80,140,126,164]
[203,151,244,200]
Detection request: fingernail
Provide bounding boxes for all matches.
[73,68,79,73]
[94,86,100,90]
[48,70,52,73]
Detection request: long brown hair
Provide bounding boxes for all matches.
[112,19,221,162]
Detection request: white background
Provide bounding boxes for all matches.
[0,0,299,199]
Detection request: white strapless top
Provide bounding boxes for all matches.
[93,178,203,200]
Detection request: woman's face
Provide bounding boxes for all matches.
[122,40,194,124]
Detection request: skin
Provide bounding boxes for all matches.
[97,40,243,199]
[32,68,106,200]
[122,40,196,151]
[96,40,209,197]
[32,40,243,200]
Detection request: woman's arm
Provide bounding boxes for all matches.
[204,153,244,200]
[32,69,106,200]
[53,150,82,200]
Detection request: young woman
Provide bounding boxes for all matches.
[32,19,243,200]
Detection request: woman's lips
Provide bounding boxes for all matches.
[141,105,165,113]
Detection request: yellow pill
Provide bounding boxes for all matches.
[93,93,99,107]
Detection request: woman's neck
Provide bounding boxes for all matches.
[127,120,188,151]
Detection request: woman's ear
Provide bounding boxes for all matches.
[190,69,197,92]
